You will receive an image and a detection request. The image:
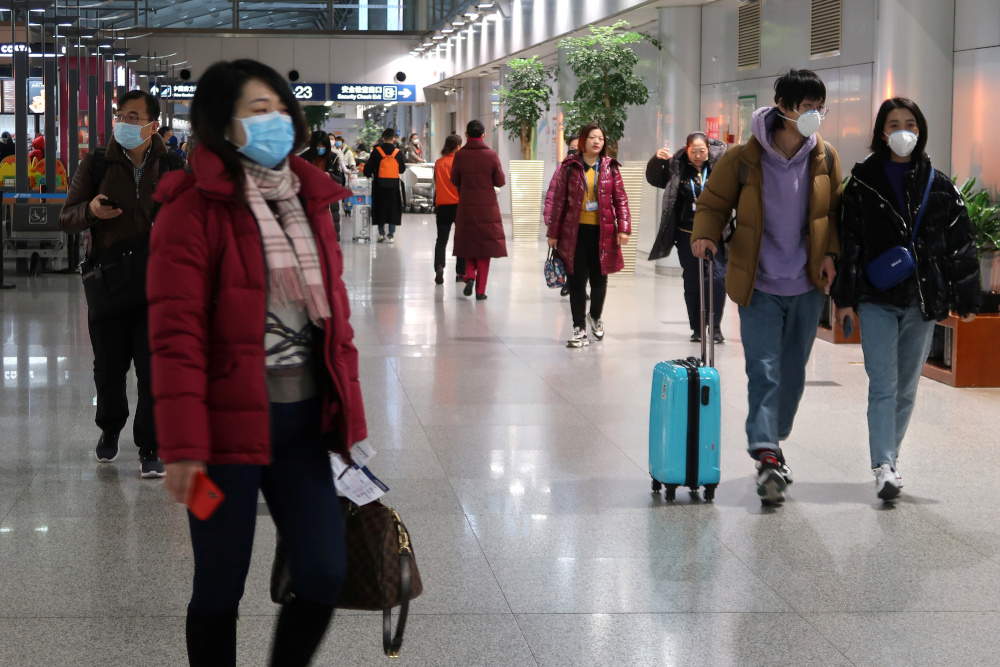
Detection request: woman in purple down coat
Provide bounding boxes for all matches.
[547,123,631,348]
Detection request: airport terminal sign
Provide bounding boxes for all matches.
[330,84,415,103]
[149,83,197,100]
[290,83,327,101]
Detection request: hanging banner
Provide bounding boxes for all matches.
[705,116,723,140]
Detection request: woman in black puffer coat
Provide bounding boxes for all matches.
[303,130,347,240]
[646,132,728,342]
[831,97,980,502]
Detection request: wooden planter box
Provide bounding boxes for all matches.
[922,314,1000,387]
[817,293,861,344]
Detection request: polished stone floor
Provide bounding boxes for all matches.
[2,214,1000,666]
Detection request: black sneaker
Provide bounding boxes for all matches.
[138,447,166,479]
[476,293,487,301]
[95,431,120,463]
[756,453,787,505]
[455,274,465,283]
[463,279,475,297]
[714,330,726,344]
[690,332,701,343]
[435,266,444,285]
[560,284,570,297]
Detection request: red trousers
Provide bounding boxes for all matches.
[464,258,491,295]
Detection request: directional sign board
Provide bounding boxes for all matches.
[149,82,197,100]
[289,83,327,102]
[329,84,416,103]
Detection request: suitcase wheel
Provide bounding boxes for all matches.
[703,485,716,503]
[664,485,677,502]
[651,479,662,493]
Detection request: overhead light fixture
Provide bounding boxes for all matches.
[324,100,334,107]
[464,11,479,18]
[477,2,494,7]
[441,28,454,33]
[422,41,434,47]
[432,34,444,40]
[451,20,465,26]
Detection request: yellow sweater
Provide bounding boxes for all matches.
[579,165,598,225]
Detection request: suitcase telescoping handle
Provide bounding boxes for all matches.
[699,250,715,368]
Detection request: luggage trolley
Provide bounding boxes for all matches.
[350,178,372,243]
[2,194,71,275]
[402,163,435,214]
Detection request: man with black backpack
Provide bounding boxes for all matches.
[363,127,407,243]
[59,89,184,478]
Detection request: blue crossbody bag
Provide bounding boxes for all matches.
[865,167,934,292]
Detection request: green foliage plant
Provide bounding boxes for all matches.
[498,56,554,160]
[357,120,384,149]
[558,20,660,158]
[958,177,1000,257]
[302,105,333,130]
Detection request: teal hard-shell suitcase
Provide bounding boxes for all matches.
[648,254,722,502]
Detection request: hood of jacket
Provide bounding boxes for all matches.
[156,146,349,207]
[751,106,816,166]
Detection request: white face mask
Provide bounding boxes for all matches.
[885,130,918,158]
[779,108,823,137]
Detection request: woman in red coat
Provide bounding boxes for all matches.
[451,119,507,300]
[147,59,365,666]
[547,123,632,348]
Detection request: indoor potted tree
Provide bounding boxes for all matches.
[558,21,659,272]
[960,176,1000,311]
[498,55,554,240]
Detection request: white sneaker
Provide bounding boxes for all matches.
[588,314,605,341]
[873,463,901,501]
[387,235,395,244]
[566,327,589,348]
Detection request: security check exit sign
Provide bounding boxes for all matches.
[330,84,416,103]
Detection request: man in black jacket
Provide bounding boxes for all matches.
[59,90,184,478]
[363,127,407,243]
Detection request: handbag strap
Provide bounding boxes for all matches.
[382,508,413,658]
[910,167,935,242]
[382,550,412,657]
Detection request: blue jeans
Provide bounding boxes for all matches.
[187,398,347,613]
[739,288,826,458]
[858,301,935,469]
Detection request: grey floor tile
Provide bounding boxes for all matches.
[468,511,724,559]
[240,613,538,666]
[805,612,1000,667]
[516,613,852,667]
[449,477,671,516]
[0,616,187,667]
[489,555,791,614]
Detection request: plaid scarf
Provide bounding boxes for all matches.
[242,159,331,324]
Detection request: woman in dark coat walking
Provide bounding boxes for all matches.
[646,132,728,342]
[302,130,346,241]
[451,120,506,300]
[547,123,631,348]
[831,97,980,501]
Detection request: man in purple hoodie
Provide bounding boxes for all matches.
[691,69,842,506]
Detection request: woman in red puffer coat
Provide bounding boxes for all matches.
[547,123,631,348]
[148,59,366,666]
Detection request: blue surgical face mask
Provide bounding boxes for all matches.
[334,141,342,148]
[231,111,295,169]
[114,121,154,150]
[317,147,327,156]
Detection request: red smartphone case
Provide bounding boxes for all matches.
[187,470,225,520]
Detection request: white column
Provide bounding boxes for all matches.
[654,5,702,275]
[874,0,955,168]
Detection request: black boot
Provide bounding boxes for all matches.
[435,265,444,285]
[270,597,336,667]
[186,607,238,667]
